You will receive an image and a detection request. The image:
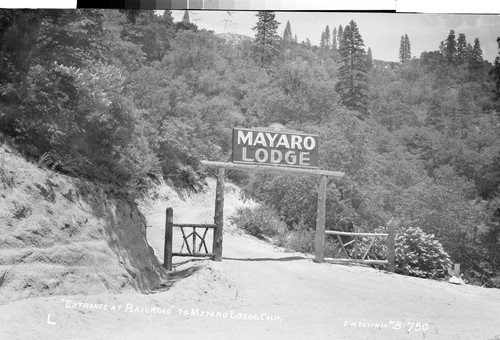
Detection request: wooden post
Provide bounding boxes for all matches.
[387,221,396,273]
[314,175,327,263]
[164,207,173,271]
[353,238,358,260]
[192,227,196,255]
[213,168,225,261]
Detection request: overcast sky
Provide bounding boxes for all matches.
[171,10,500,63]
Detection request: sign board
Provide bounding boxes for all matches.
[232,126,319,168]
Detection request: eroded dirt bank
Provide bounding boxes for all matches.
[0,145,168,304]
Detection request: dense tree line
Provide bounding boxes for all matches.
[0,9,499,286]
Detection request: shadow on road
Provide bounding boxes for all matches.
[172,258,207,268]
[222,256,309,262]
[166,259,206,284]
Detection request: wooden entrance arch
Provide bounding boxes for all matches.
[200,160,345,263]
[163,124,394,271]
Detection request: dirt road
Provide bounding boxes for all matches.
[1,179,500,339]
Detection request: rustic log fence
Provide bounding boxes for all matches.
[163,210,222,270]
[322,223,396,272]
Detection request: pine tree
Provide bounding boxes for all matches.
[324,25,331,50]
[466,42,473,60]
[320,31,326,50]
[399,34,411,62]
[367,47,373,70]
[425,96,445,130]
[491,37,500,108]
[338,25,343,43]
[332,27,337,50]
[182,10,190,24]
[176,9,197,31]
[399,35,406,62]
[251,11,281,68]
[283,20,293,43]
[335,20,369,117]
[456,33,468,64]
[294,34,298,45]
[468,38,484,80]
[443,29,457,64]
[404,34,411,60]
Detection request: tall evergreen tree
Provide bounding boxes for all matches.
[367,47,373,70]
[320,31,326,50]
[182,10,190,24]
[175,9,197,31]
[283,20,293,44]
[334,20,369,117]
[332,27,337,50]
[456,33,468,64]
[399,34,411,62]
[338,24,343,43]
[251,11,281,68]
[425,95,446,130]
[468,38,484,80]
[404,34,411,60]
[399,35,406,62]
[324,25,331,50]
[466,42,473,60]
[443,29,457,64]
[491,37,500,109]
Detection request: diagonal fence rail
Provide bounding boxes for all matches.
[163,207,222,271]
[174,223,216,257]
[323,224,396,271]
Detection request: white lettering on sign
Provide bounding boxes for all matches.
[238,130,253,145]
[275,135,290,149]
[304,137,316,150]
[285,151,296,165]
[291,135,302,149]
[233,128,319,168]
[242,147,254,161]
[237,130,316,151]
[270,149,282,163]
[255,149,268,162]
[300,152,310,164]
[254,132,266,147]
[266,133,279,147]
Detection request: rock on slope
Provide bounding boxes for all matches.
[0,144,168,304]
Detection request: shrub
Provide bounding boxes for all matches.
[272,226,341,256]
[395,226,452,279]
[274,228,316,254]
[0,62,162,196]
[231,209,340,256]
[358,224,452,279]
[229,205,286,239]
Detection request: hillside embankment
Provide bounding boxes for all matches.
[0,144,168,304]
